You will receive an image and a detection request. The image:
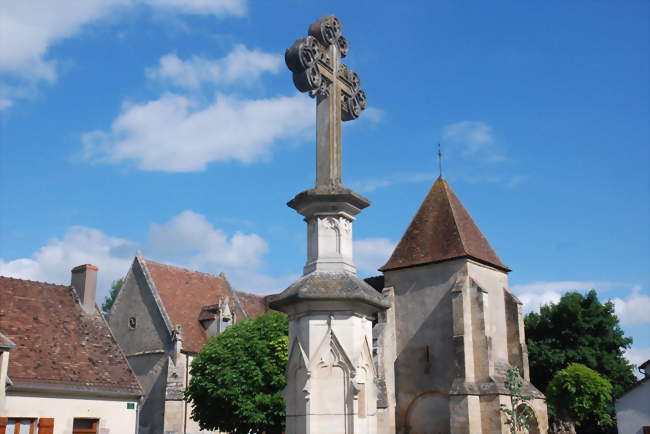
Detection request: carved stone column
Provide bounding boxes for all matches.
[269,189,389,434]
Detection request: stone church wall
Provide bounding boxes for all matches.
[383,259,464,434]
[379,258,547,434]
[109,259,173,434]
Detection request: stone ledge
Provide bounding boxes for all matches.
[288,187,371,218]
[268,271,390,311]
[449,377,545,398]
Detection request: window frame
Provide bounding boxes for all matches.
[72,418,99,434]
[3,418,36,434]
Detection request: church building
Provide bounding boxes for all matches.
[108,254,267,434]
[370,177,548,433]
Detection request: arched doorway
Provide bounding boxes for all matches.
[405,391,449,434]
[517,404,540,434]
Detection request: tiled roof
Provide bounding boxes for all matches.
[364,276,385,292]
[0,276,141,395]
[234,291,268,319]
[143,260,267,353]
[380,177,509,272]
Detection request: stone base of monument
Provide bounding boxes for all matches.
[269,255,390,434]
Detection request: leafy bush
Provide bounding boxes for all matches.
[185,311,288,434]
[546,363,613,429]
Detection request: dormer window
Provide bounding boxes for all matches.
[199,297,236,337]
[128,317,137,330]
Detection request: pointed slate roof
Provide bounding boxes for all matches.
[379,177,510,272]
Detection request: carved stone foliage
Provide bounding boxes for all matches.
[321,216,351,235]
[284,15,366,120]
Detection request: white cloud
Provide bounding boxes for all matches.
[147,210,267,269]
[442,120,507,163]
[145,210,294,294]
[354,238,395,275]
[0,97,12,111]
[83,92,313,171]
[0,226,135,301]
[350,172,435,193]
[0,1,127,81]
[361,107,384,125]
[146,46,281,90]
[0,0,246,107]
[612,285,650,325]
[511,280,611,313]
[0,210,291,301]
[625,346,650,375]
[511,281,649,325]
[143,0,246,16]
[511,280,613,293]
[516,291,564,314]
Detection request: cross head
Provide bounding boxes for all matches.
[285,15,367,189]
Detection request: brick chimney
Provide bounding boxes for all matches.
[71,264,98,314]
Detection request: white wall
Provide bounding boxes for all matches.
[2,393,138,434]
[616,381,650,434]
[0,351,9,412]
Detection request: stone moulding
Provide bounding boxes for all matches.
[268,271,390,313]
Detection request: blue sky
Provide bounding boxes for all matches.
[1,1,648,369]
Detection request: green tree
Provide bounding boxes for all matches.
[101,278,124,318]
[524,290,635,398]
[499,365,534,434]
[185,311,288,434]
[546,363,613,430]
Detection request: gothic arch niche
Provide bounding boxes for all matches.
[323,216,342,254]
[405,391,450,434]
[356,367,368,418]
[286,337,310,420]
[309,327,354,434]
[354,336,377,420]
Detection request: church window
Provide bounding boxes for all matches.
[128,316,137,330]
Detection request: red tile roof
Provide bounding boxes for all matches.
[234,291,268,319]
[0,276,141,395]
[143,260,268,353]
[380,177,509,272]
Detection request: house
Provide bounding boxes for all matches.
[616,359,650,434]
[108,254,267,434]
[0,265,142,434]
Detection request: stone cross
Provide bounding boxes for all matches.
[285,15,367,189]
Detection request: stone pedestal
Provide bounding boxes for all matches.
[269,188,389,434]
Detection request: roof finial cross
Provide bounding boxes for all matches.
[285,16,367,189]
[438,143,443,179]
